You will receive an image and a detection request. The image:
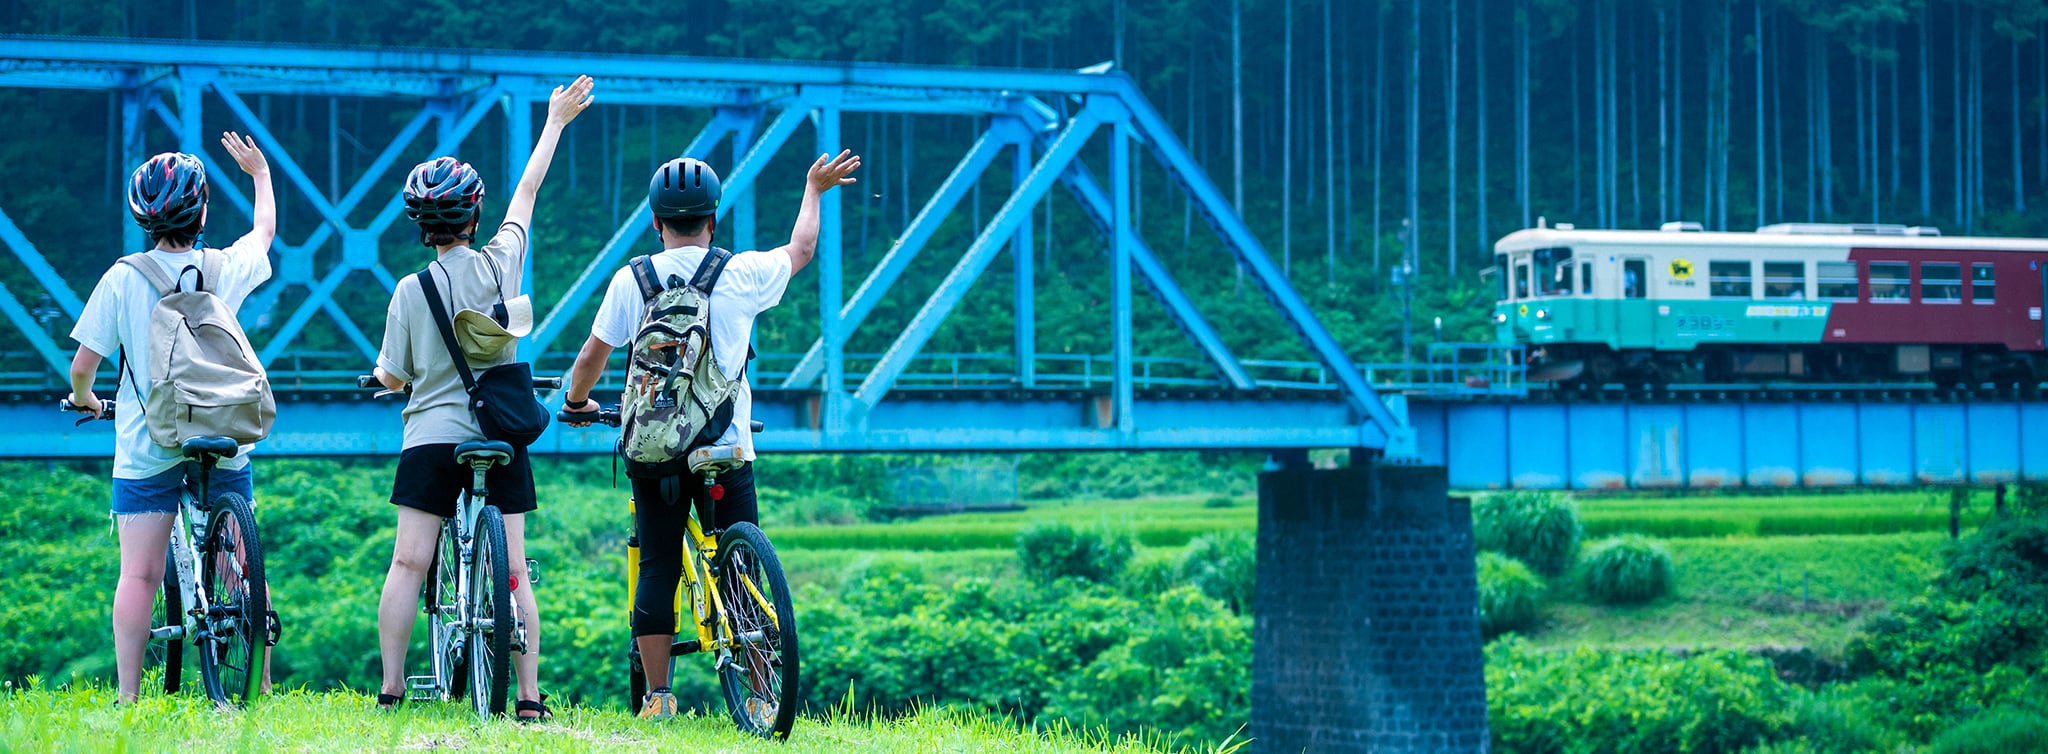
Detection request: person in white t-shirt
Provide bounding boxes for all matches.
[368,75,593,719]
[560,149,860,720]
[67,134,276,704]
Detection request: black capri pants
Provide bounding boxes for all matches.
[629,462,760,638]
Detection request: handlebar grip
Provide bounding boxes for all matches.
[749,420,764,433]
[60,398,114,422]
[556,407,622,427]
[356,375,379,389]
[532,377,564,390]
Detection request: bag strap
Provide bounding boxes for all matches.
[116,253,179,297]
[628,255,663,302]
[196,249,223,293]
[688,247,734,292]
[415,270,479,393]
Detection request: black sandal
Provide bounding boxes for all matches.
[376,692,403,711]
[515,693,552,722]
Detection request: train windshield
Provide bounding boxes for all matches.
[1532,247,1575,297]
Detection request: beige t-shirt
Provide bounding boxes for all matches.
[376,222,527,449]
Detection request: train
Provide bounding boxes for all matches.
[1490,221,2048,386]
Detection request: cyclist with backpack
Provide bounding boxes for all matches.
[67,133,277,704]
[560,148,861,720]
[368,75,593,719]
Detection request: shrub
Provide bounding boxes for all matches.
[1486,639,1797,753]
[1582,535,1674,604]
[1178,531,1255,614]
[1929,707,2048,754]
[1473,491,1583,576]
[1476,553,1544,637]
[1015,522,1134,584]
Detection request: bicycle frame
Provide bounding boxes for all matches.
[152,488,213,646]
[422,460,525,702]
[625,498,778,660]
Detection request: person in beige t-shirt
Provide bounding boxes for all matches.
[369,75,592,720]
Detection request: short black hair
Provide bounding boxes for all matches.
[418,219,479,247]
[657,213,715,239]
[149,221,202,248]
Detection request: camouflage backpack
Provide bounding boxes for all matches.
[619,249,741,473]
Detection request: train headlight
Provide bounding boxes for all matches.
[1492,312,1508,324]
[1535,308,1551,320]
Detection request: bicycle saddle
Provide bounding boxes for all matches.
[687,444,745,475]
[181,436,241,461]
[454,439,515,467]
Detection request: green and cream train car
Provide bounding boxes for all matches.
[1491,221,2048,385]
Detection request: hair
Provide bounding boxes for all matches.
[657,213,715,241]
[148,222,202,249]
[419,220,477,248]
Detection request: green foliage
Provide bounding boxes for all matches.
[1486,639,1799,754]
[1929,707,2048,754]
[1476,553,1544,638]
[1176,531,1254,614]
[1581,535,1675,605]
[1017,522,1136,584]
[1473,491,1583,576]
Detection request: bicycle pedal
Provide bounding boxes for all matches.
[265,610,283,648]
[405,676,437,701]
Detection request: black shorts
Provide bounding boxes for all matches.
[390,443,538,518]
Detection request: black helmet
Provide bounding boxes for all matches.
[402,157,485,226]
[127,152,208,237]
[649,157,721,218]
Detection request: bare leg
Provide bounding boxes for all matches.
[377,507,444,702]
[502,513,543,715]
[112,513,176,704]
[638,634,674,694]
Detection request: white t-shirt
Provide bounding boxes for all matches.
[71,236,274,479]
[590,246,792,460]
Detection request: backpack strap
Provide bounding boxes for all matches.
[627,255,663,302]
[196,248,224,293]
[687,247,734,292]
[116,253,179,297]
[415,270,480,393]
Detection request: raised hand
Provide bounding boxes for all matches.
[221,132,269,177]
[547,75,596,127]
[806,149,861,193]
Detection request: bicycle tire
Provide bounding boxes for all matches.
[428,520,469,702]
[468,506,513,717]
[155,547,183,695]
[197,493,268,708]
[627,638,647,711]
[714,522,799,739]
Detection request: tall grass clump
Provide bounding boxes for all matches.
[1473,491,1583,576]
[1582,535,1675,604]
[1929,707,2048,754]
[1016,521,1135,584]
[1476,552,1544,637]
[1178,531,1255,614]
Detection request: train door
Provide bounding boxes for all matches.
[1615,256,1652,348]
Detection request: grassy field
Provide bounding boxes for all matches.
[0,686,1228,754]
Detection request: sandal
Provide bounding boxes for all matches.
[515,693,552,722]
[376,692,403,711]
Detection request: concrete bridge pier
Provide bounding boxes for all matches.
[1251,459,1490,753]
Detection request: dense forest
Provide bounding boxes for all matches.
[2,0,2046,369]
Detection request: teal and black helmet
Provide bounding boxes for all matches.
[649,157,720,218]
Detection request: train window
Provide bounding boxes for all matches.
[1922,263,1962,303]
[1817,261,1859,301]
[1534,247,1574,297]
[1581,262,1592,295]
[1709,261,1753,299]
[1973,263,1995,304]
[1623,259,1647,298]
[1515,262,1530,299]
[1869,262,1910,302]
[1495,254,1509,300]
[1763,262,1806,299]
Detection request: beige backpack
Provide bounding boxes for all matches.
[117,251,276,447]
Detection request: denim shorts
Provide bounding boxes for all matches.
[111,462,255,516]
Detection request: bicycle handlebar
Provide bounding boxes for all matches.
[355,375,563,392]
[60,398,115,424]
[554,406,764,434]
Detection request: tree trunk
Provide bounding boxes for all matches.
[1594,0,1606,227]
[1447,0,1459,274]
[1773,14,1785,222]
[1342,10,1354,259]
[1658,3,1668,222]
[1807,32,1818,222]
[1920,10,1933,218]
[1628,4,1641,227]
[1374,1,1386,282]
[1890,25,1901,200]
[1284,0,1294,276]
[1408,0,1422,277]
[1518,0,1531,228]
[1232,0,1244,214]
[1953,9,1965,226]
[1323,0,1337,280]
[1572,19,1582,215]
[1674,2,1684,220]
[1755,0,1766,227]
[1477,0,1489,251]
[1854,42,1867,196]
[1818,24,1833,219]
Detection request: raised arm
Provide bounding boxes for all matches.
[778,149,861,275]
[502,75,595,231]
[221,132,275,249]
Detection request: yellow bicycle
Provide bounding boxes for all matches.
[558,408,799,738]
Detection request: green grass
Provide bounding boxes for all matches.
[1575,490,1999,539]
[0,686,1227,754]
[773,497,1255,552]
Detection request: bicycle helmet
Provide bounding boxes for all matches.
[127,152,208,237]
[402,156,486,227]
[648,157,721,218]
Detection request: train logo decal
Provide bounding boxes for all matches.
[1669,258,1694,280]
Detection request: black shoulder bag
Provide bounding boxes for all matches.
[417,269,550,447]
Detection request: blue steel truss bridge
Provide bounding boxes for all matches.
[2,37,2040,490]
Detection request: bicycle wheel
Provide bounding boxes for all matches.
[153,548,184,695]
[715,522,799,739]
[196,493,268,708]
[427,520,469,702]
[467,506,513,717]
